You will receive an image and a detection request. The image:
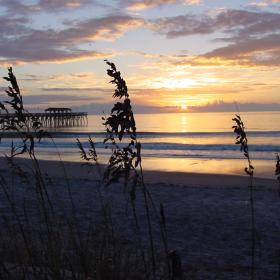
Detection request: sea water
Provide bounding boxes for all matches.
[0,111,279,178]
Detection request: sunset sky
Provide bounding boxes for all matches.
[0,0,279,113]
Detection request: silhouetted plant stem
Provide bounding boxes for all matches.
[233,114,255,280]
[246,146,255,280]
[1,68,68,275]
[130,191,149,279]
[249,173,255,280]
[0,175,35,270]
[0,67,161,279]
[139,161,172,279]
[2,68,53,212]
[101,60,175,279]
[275,153,280,195]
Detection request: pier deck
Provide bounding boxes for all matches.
[0,109,88,128]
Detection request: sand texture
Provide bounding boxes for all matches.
[0,157,279,280]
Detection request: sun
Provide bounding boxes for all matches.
[181,104,187,110]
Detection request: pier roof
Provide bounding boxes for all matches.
[45,107,72,112]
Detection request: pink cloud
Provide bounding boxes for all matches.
[1,0,100,14]
[149,9,280,66]
[0,15,143,64]
[151,9,280,38]
[123,0,200,10]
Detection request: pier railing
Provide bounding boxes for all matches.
[0,112,88,128]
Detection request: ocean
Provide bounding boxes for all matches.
[1,111,279,178]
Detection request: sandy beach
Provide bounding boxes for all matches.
[0,157,279,279]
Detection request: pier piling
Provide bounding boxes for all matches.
[0,107,88,128]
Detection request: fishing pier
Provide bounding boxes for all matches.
[41,108,88,127]
[0,107,88,128]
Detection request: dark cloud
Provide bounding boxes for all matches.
[0,16,29,36]
[73,101,280,114]
[73,102,178,114]
[0,49,109,65]
[41,87,112,93]
[0,15,143,64]
[151,9,280,38]
[1,0,102,14]
[0,0,32,14]
[150,14,214,37]
[37,0,92,10]
[0,93,100,110]
[190,101,280,112]
[22,94,99,105]
[215,9,280,37]
[204,33,280,66]
[150,9,280,66]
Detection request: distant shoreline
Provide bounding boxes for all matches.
[69,110,280,115]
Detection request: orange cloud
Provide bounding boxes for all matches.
[125,0,200,10]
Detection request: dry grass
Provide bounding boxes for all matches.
[1,65,277,280]
[0,65,176,280]
[233,114,255,280]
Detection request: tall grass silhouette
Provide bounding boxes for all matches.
[233,114,255,280]
[78,60,176,280]
[275,153,280,195]
[0,66,175,279]
[103,60,177,280]
[0,68,139,279]
[2,65,276,279]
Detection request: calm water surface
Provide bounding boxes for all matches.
[1,112,279,178]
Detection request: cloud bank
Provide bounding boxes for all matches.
[0,14,143,64]
[150,9,280,66]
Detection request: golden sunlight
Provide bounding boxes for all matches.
[151,78,197,89]
[181,104,188,110]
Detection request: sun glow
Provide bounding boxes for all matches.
[181,104,188,110]
[151,78,197,89]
